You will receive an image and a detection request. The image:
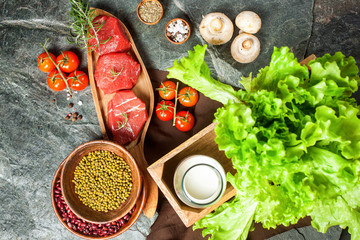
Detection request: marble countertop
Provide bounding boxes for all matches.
[0,0,358,239]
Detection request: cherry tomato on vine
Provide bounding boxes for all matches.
[178,87,198,107]
[47,70,66,92]
[157,80,177,100]
[37,52,56,73]
[56,51,79,73]
[67,70,89,91]
[156,100,175,121]
[175,111,195,132]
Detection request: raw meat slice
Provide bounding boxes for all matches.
[94,52,140,94]
[89,15,131,55]
[107,90,148,145]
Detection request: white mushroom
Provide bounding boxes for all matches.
[235,11,261,34]
[231,33,260,63]
[199,13,234,45]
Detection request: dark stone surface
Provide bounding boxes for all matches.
[0,0,358,239]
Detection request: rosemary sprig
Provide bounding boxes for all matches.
[115,113,130,131]
[108,68,123,81]
[173,82,179,126]
[67,0,110,54]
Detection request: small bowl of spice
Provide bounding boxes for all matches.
[165,18,191,44]
[60,140,142,224]
[137,0,163,25]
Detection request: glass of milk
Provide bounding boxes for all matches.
[173,155,226,208]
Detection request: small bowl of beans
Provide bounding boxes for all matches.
[51,157,146,238]
[60,140,143,225]
[165,18,191,44]
[137,0,163,25]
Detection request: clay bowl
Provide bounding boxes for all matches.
[165,18,191,44]
[60,140,142,224]
[51,158,146,239]
[137,0,163,25]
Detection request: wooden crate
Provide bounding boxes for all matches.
[147,122,237,227]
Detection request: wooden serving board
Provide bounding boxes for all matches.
[87,8,158,219]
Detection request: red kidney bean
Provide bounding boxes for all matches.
[130,206,136,214]
[123,214,130,221]
[119,219,125,226]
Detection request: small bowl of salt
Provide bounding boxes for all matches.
[165,18,191,44]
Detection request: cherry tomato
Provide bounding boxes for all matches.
[175,111,195,132]
[67,70,89,91]
[156,100,175,121]
[157,80,176,100]
[56,51,79,73]
[178,87,198,107]
[47,70,66,91]
[37,52,56,73]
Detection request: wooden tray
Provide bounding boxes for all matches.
[148,122,237,227]
[87,8,157,218]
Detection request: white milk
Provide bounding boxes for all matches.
[183,164,221,203]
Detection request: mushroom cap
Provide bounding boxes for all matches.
[199,12,234,45]
[231,33,260,63]
[235,11,261,34]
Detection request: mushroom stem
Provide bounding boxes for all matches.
[242,39,252,50]
[209,18,223,32]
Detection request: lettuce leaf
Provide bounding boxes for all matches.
[168,45,360,240]
[193,194,257,240]
[167,45,239,105]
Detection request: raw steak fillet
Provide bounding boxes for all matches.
[89,15,131,55]
[107,90,148,145]
[94,52,140,94]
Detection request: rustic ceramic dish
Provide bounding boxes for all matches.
[51,158,146,239]
[137,0,163,25]
[87,8,158,218]
[60,140,142,224]
[165,18,191,44]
